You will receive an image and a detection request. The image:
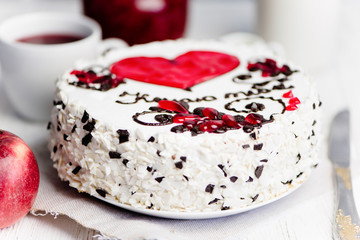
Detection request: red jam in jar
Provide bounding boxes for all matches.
[83,0,188,45]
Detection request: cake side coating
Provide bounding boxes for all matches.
[49,39,321,212]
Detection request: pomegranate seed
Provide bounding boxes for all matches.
[199,120,224,132]
[289,97,301,105]
[243,113,262,125]
[282,90,294,98]
[280,65,293,75]
[70,70,83,75]
[265,58,277,68]
[202,107,219,119]
[247,58,294,78]
[173,113,201,123]
[286,105,298,111]
[261,71,272,77]
[222,114,241,128]
[247,63,259,71]
[183,119,198,129]
[71,70,97,84]
[158,100,189,113]
[111,77,124,87]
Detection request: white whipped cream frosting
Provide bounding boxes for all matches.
[49,39,321,212]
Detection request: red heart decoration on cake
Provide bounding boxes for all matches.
[110,51,240,89]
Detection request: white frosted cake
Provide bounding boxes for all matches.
[48,39,321,212]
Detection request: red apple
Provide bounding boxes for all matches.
[0,130,39,228]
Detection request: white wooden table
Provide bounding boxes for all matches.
[1,0,360,239]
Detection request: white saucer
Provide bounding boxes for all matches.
[93,178,306,220]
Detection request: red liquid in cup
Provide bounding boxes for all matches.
[17,34,84,44]
[83,0,187,45]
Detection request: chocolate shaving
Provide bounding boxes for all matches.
[205,184,215,193]
[208,198,220,205]
[83,119,96,132]
[246,176,253,182]
[218,164,227,177]
[147,136,155,142]
[82,133,92,146]
[254,143,263,150]
[155,177,165,183]
[242,144,250,149]
[260,159,268,163]
[147,166,153,172]
[72,166,81,175]
[250,132,256,140]
[180,156,187,162]
[96,189,107,198]
[230,176,238,183]
[281,180,293,185]
[296,153,301,164]
[175,161,183,169]
[63,134,69,141]
[71,124,77,133]
[252,194,259,202]
[221,206,230,211]
[117,129,129,143]
[53,146,57,153]
[183,175,189,181]
[122,159,129,166]
[109,151,121,159]
[255,165,264,178]
[81,111,89,123]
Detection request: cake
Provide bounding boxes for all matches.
[48,39,321,212]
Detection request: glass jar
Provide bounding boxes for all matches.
[83,0,188,45]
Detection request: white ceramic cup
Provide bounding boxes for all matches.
[257,0,341,72]
[0,12,102,121]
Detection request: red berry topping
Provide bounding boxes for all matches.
[286,105,298,111]
[71,70,97,84]
[247,58,294,77]
[289,97,301,105]
[158,100,189,114]
[282,90,294,98]
[173,113,201,123]
[243,113,263,125]
[202,107,219,120]
[70,70,124,91]
[183,119,198,130]
[222,114,241,128]
[199,120,224,132]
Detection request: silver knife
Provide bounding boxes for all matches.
[329,109,360,239]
